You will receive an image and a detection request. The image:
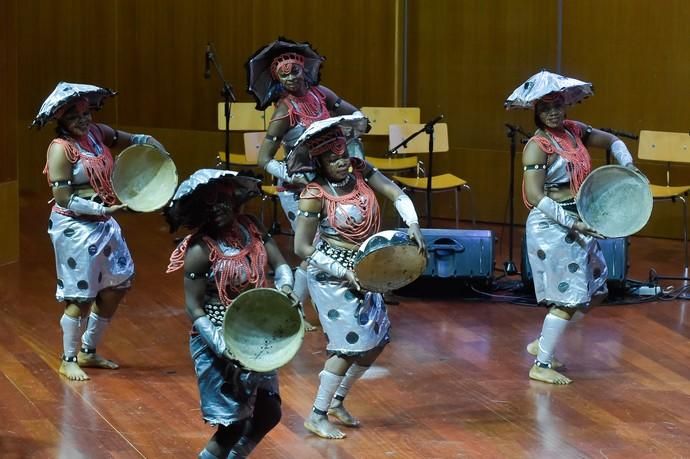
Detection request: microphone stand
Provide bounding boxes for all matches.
[206,43,237,170]
[504,124,531,276]
[388,115,444,227]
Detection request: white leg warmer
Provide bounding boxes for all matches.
[81,312,111,351]
[227,436,257,459]
[198,448,220,459]
[60,314,82,359]
[332,364,368,404]
[293,267,309,304]
[312,370,344,414]
[536,313,569,367]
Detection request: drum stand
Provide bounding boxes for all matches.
[388,115,444,227]
[205,42,237,170]
[503,124,531,276]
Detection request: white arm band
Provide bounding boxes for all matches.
[130,134,151,145]
[536,196,577,229]
[193,315,226,357]
[394,194,419,226]
[306,249,348,279]
[265,159,291,182]
[274,264,294,291]
[610,140,633,166]
[67,195,106,216]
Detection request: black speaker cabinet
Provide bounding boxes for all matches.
[413,228,495,280]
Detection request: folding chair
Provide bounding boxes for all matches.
[638,130,690,279]
[389,123,474,228]
[216,102,274,168]
[360,107,420,174]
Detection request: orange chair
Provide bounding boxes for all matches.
[638,130,690,279]
[360,107,420,174]
[216,102,274,168]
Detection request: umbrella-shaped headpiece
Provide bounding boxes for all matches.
[171,169,261,204]
[245,37,325,111]
[287,114,369,174]
[32,82,117,129]
[504,70,593,110]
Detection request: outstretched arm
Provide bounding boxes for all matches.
[96,123,166,152]
[367,168,425,253]
[574,121,635,168]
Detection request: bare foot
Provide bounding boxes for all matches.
[328,403,360,427]
[526,339,564,369]
[304,413,346,439]
[304,319,319,332]
[78,352,119,369]
[59,360,90,381]
[529,364,572,385]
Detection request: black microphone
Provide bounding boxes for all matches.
[424,114,444,130]
[204,44,212,79]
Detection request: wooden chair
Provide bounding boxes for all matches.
[389,123,474,228]
[243,131,289,235]
[638,130,690,278]
[216,102,275,167]
[360,107,420,174]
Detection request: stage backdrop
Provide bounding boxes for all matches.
[2,0,689,264]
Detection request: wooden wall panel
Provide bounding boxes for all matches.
[12,0,689,239]
[0,182,19,266]
[17,0,119,124]
[113,0,398,129]
[561,0,690,239]
[406,0,557,224]
[17,0,399,193]
[0,0,19,264]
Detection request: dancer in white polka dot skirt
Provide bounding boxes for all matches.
[34,82,166,381]
[292,121,424,439]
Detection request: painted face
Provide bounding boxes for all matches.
[319,150,351,182]
[59,102,92,137]
[277,64,305,93]
[536,98,566,129]
[208,191,237,229]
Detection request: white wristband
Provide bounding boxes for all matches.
[274,264,294,291]
[307,249,348,279]
[610,140,633,166]
[130,134,151,145]
[193,315,226,357]
[265,159,291,182]
[394,194,419,226]
[536,196,576,229]
[67,195,106,216]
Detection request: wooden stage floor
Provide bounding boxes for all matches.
[2,194,690,458]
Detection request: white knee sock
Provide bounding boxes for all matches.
[313,370,344,415]
[198,448,219,459]
[293,267,309,304]
[227,436,256,458]
[60,314,82,360]
[536,313,569,367]
[332,364,368,406]
[81,312,111,352]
